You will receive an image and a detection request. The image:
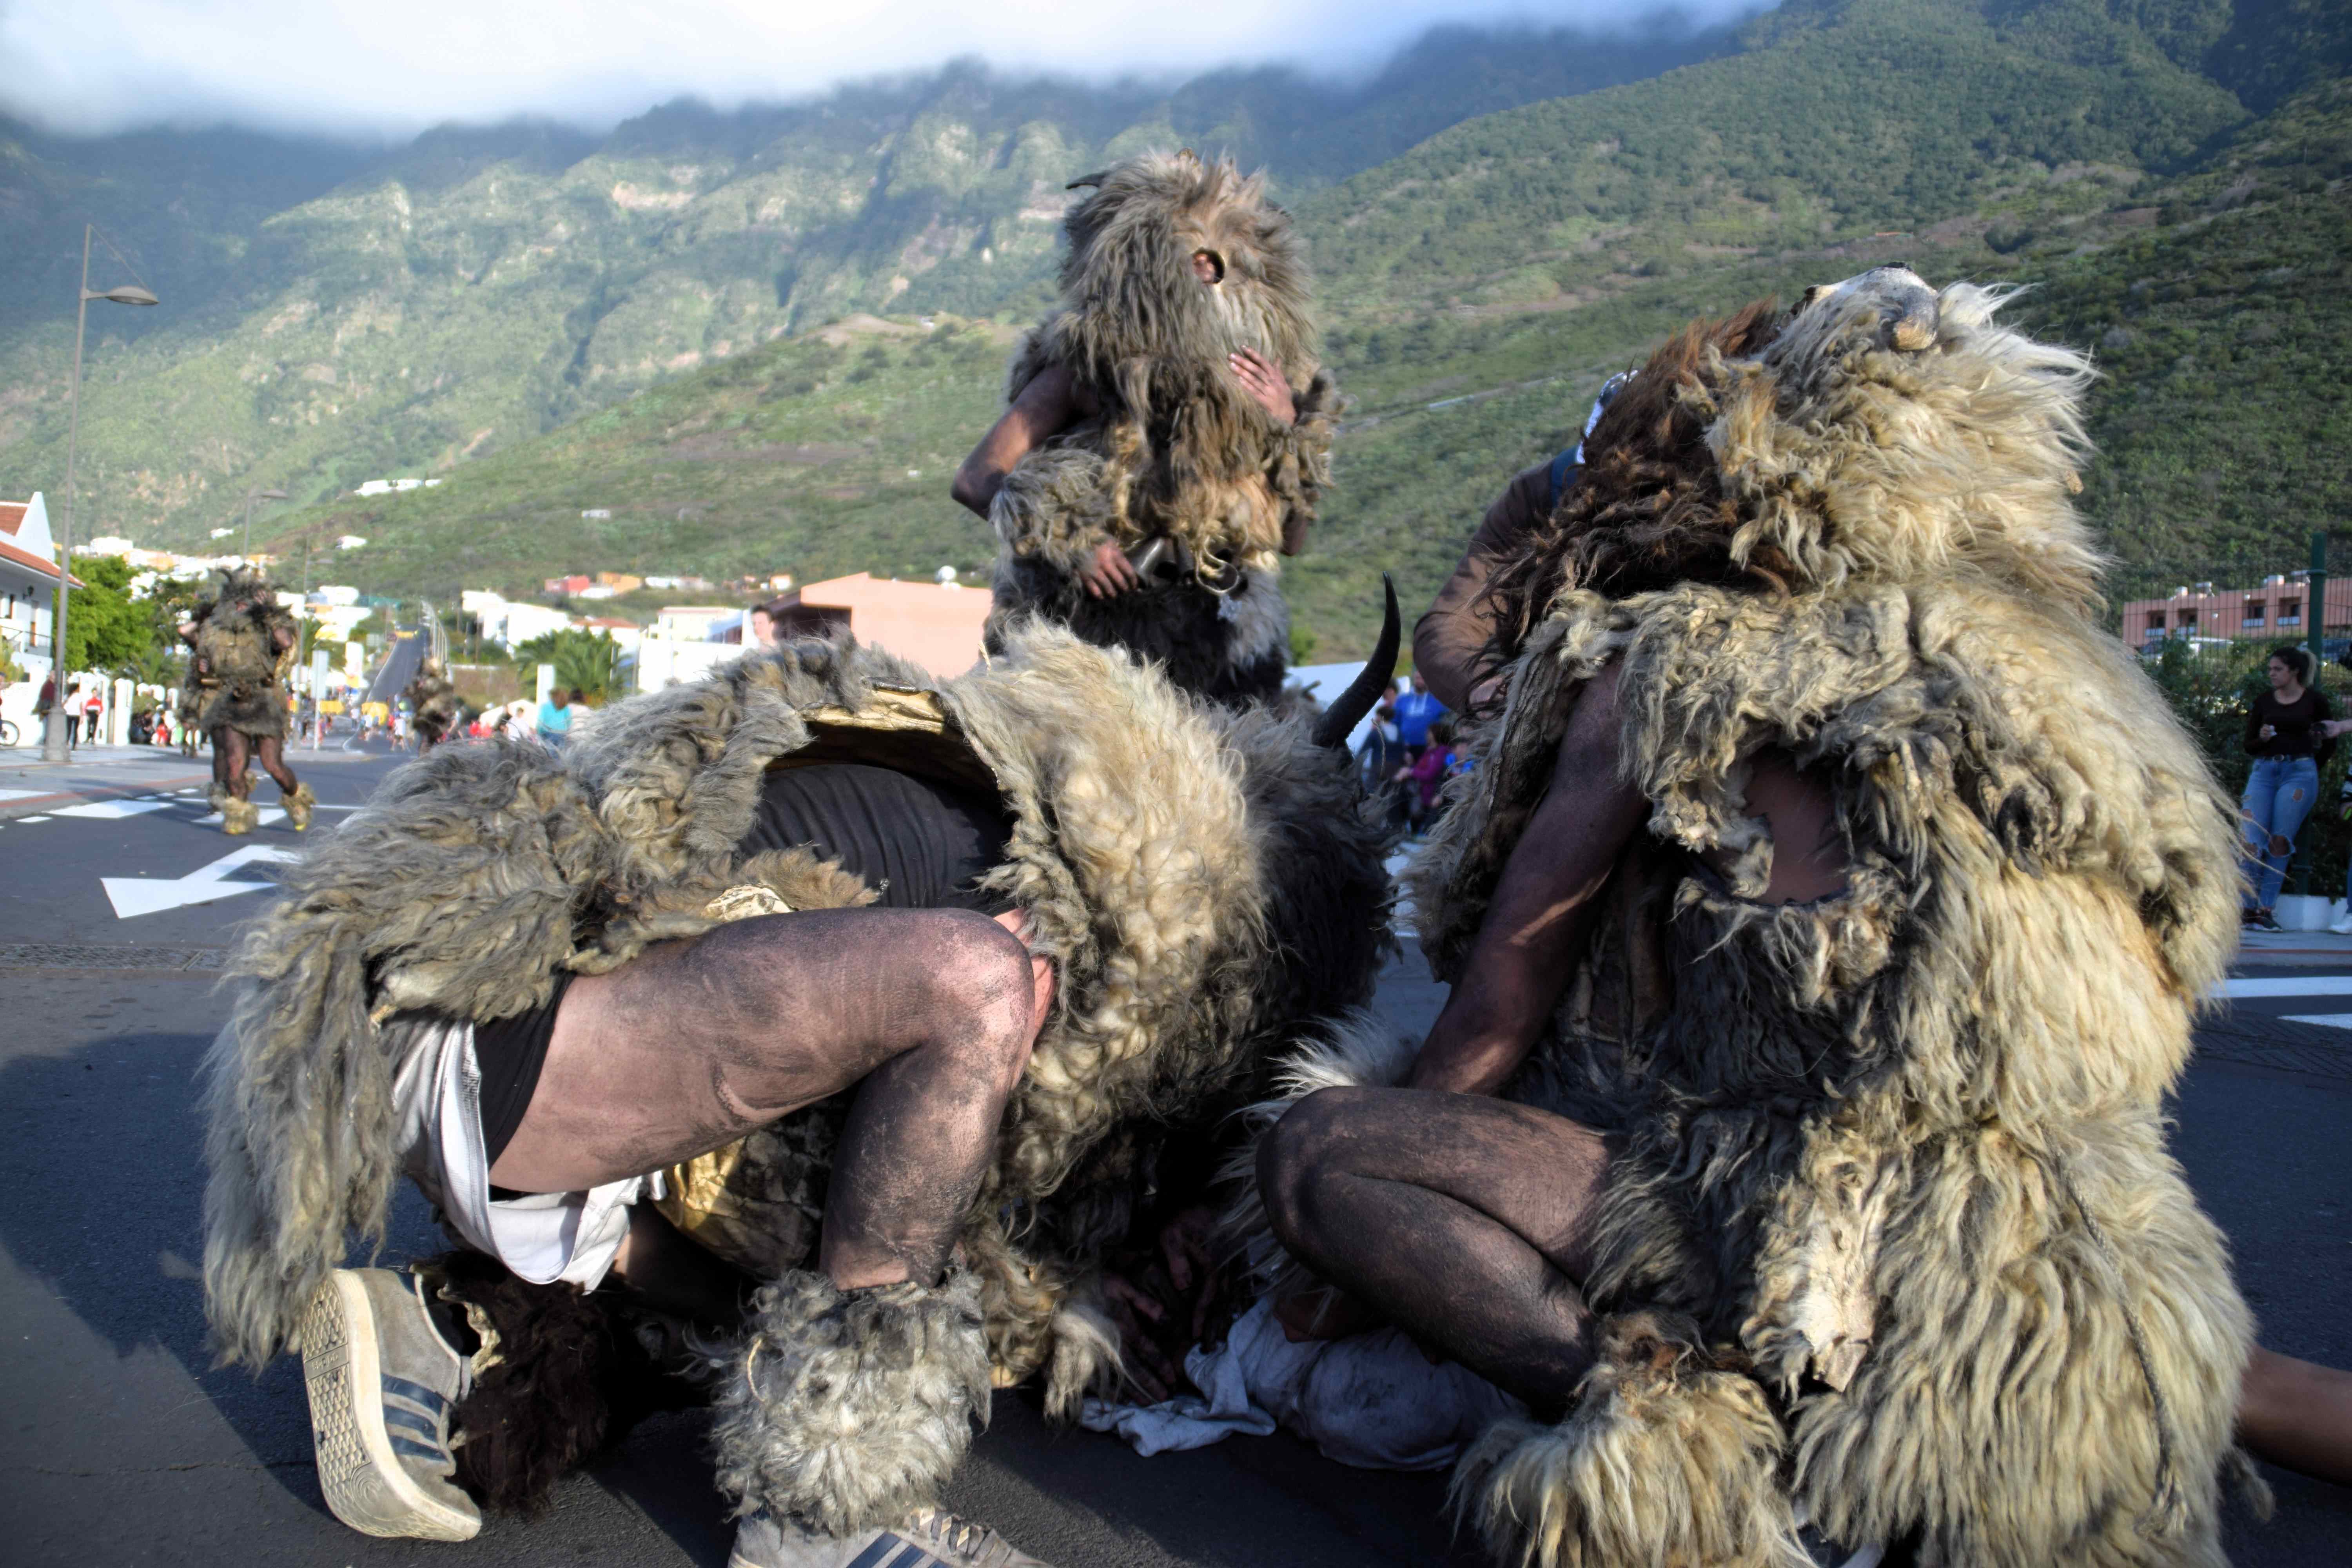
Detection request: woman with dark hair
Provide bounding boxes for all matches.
[2241,643,2342,929]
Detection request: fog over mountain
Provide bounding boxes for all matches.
[0,0,1769,139]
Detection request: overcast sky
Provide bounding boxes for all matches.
[0,0,1760,141]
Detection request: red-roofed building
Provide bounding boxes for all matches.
[759,572,988,679]
[0,493,83,675]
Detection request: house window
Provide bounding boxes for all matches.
[2281,600,2303,627]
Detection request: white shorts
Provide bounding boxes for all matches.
[390,1016,650,1289]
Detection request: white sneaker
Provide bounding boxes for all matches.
[298,1267,481,1540]
[2330,915,2352,935]
[729,1507,1050,1568]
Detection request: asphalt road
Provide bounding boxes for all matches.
[0,752,2346,1565]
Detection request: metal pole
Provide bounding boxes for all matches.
[2309,530,2328,664]
[43,225,91,762]
[242,491,254,560]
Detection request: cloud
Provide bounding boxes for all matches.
[0,0,1759,140]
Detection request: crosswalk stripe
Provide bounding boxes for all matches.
[2283,1014,2352,1029]
[2217,976,2352,999]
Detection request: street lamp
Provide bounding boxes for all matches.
[241,486,289,560]
[45,224,158,762]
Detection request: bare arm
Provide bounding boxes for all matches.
[949,361,1094,519]
[1407,659,1647,1096]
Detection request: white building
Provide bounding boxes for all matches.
[459,589,581,651]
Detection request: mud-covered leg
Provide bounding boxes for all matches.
[256,734,314,828]
[1257,1085,1612,1416]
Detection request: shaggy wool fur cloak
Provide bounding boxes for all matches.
[1233,270,2257,1567]
[402,658,461,745]
[985,150,1343,706]
[202,623,1389,1533]
[185,566,298,739]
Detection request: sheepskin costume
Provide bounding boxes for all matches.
[402,657,462,746]
[186,565,298,740]
[202,622,1390,1534]
[985,149,1343,706]
[1236,270,2258,1567]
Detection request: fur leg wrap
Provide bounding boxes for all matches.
[712,1268,990,1537]
[421,1249,700,1516]
[284,780,316,831]
[220,795,259,836]
[1452,1311,1808,1568]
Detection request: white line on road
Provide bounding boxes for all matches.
[2217,976,2352,999]
[51,800,175,820]
[102,844,303,918]
[2283,1014,2352,1030]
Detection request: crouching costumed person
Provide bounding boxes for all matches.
[1236,270,2259,1566]
[200,616,1394,1566]
[403,656,462,752]
[181,565,313,833]
[954,150,1343,706]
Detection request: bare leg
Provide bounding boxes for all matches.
[491,906,1053,1292]
[212,727,252,800]
[253,733,301,797]
[1258,1085,1614,1416]
[2240,1346,2352,1486]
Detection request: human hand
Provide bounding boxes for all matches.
[2260,724,2277,741]
[1229,349,1296,424]
[1078,540,1140,599]
[1100,1272,1185,1403]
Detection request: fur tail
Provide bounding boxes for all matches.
[1451,1311,1808,1568]
[711,1268,991,1537]
[1216,1007,1416,1298]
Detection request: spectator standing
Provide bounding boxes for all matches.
[84,683,105,744]
[536,687,574,749]
[563,688,590,733]
[2241,644,2339,929]
[61,682,81,748]
[1398,717,1460,837]
[1392,670,1446,760]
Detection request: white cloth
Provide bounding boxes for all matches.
[1079,1297,1526,1470]
[390,1016,646,1288]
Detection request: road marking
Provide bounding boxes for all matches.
[0,788,49,801]
[194,808,287,828]
[51,799,176,820]
[102,844,301,918]
[2216,976,2352,999]
[15,814,51,822]
[2283,1013,2352,1030]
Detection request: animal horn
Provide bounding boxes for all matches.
[1065,171,1108,191]
[1313,574,1401,751]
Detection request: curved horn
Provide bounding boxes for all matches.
[1065,170,1109,191]
[1313,574,1401,751]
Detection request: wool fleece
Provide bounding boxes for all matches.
[185,565,298,740]
[985,149,1342,705]
[202,624,1389,1534]
[1240,270,2257,1567]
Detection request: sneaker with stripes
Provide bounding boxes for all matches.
[728,1506,1050,1568]
[298,1267,481,1541]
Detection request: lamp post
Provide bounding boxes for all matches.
[241,486,289,561]
[44,223,158,762]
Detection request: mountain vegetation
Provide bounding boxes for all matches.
[2,0,2348,661]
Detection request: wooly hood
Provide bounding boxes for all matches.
[1035,149,1319,394]
[1711,269,2103,611]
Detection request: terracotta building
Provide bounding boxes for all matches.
[2118,575,2352,650]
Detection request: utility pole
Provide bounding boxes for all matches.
[45,224,158,761]
[2309,530,2329,665]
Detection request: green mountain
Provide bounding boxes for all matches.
[4,0,2347,661]
[0,20,1731,540]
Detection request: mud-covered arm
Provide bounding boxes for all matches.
[1413,462,1553,713]
[1268,367,1343,557]
[951,361,1097,519]
[1406,660,1648,1096]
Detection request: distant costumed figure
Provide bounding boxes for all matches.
[958,149,1343,706]
[403,656,462,752]
[181,566,312,835]
[1232,270,2260,1566]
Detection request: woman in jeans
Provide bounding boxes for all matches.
[2241,644,2349,928]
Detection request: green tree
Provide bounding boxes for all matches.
[510,627,621,704]
[64,556,163,675]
